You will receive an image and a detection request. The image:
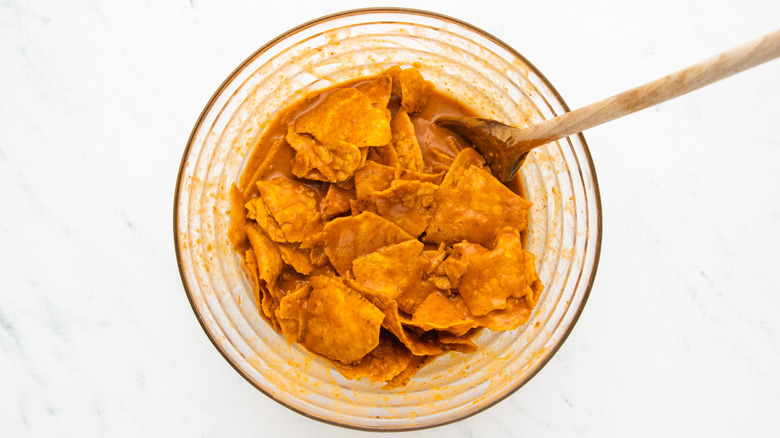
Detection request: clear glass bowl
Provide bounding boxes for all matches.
[174,8,601,431]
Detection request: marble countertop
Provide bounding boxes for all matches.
[2,0,779,436]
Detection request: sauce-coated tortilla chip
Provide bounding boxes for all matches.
[256,177,322,243]
[348,278,445,357]
[524,251,544,308]
[332,333,413,383]
[418,247,451,290]
[287,129,365,183]
[383,355,434,390]
[241,138,286,198]
[308,241,329,267]
[473,297,533,332]
[384,65,403,97]
[399,168,446,185]
[452,227,529,316]
[294,88,391,148]
[275,242,313,275]
[399,68,433,114]
[245,224,283,289]
[404,291,476,337]
[320,183,355,219]
[422,246,448,275]
[243,249,261,314]
[367,143,400,168]
[275,284,311,344]
[438,147,486,189]
[433,333,478,354]
[245,196,287,243]
[355,161,395,202]
[351,239,436,314]
[390,110,424,172]
[322,212,414,276]
[245,224,284,331]
[355,73,393,109]
[372,180,438,238]
[228,183,249,253]
[425,144,457,171]
[424,163,532,248]
[302,276,385,364]
[439,256,468,289]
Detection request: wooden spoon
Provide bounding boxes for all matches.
[436,29,780,183]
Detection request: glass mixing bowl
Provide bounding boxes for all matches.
[174,8,601,431]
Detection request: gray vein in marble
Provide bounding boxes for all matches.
[506,397,552,430]
[681,276,725,326]
[0,306,22,352]
[19,398,29,429]
[0,139,55,226]
[698,269,722,297]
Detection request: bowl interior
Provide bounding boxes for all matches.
[174,8,601,430]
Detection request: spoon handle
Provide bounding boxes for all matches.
[514,28,780,147]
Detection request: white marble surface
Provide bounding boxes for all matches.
[2,0,779,436]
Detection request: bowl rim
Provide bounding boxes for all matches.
[173,6,603,432]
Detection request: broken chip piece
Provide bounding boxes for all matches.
[301,276,385,364]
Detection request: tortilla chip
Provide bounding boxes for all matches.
[245,196,287,243]
[451,227,528,316]
[332,333,413,383]
[347,278,445,357]
[438,147,486,189]
[244,224,283,288]
[422,245,452,291]
[424,163,532,248]
[404,291,476,337]
[399,168,446,185]
[320,183,355,219]
[438,256,468,289]
[241,138,287,198]
[322,211,414,276]
[433,333,478,354]
[256,177,322,243]
[368,143,400,168]
[399,68,433,114]
[355,73,393,109]
[243,249,261,310]
[424,144,457,172]
[390,109,424,172]
[301,276,385,364]
[245,224,284,330]
[351,239,436,314]
[275,284,311,343]
[422,246,448,275]
[287,129,365,183]
[354,160,395,207]
[473,297,533,332]
[308,241,329,267]
[523,250,544,308]
[294,88,391,147]
[371,180,438,238]
[383,355,434,390]
[275,242,313,275]
[228,183,249,253]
